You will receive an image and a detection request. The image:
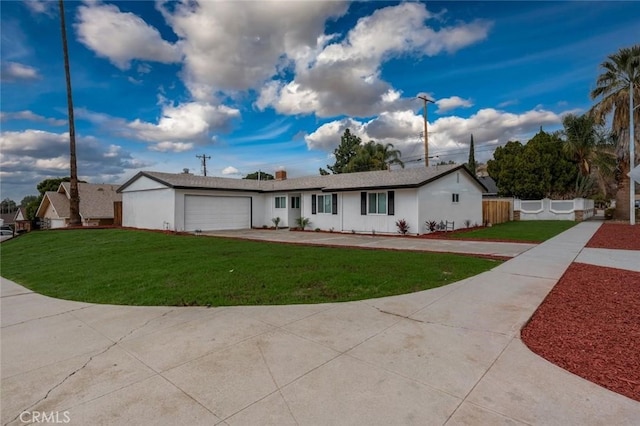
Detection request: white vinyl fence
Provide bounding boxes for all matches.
[514,198,595,221]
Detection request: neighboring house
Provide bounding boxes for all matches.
[35,182,122,228]
[477,176,499,198]
[118,165,487,235]
[14,207,31,233]
[0,212,15,229]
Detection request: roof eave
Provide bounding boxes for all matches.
[117,172,173,193]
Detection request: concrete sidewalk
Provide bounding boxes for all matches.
[2,222,639,425]
[203,228,536,258]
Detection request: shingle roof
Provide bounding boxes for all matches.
[120,164,486,193]
[60,182,122,218]
[46,191,70,218]
[0,212,15,225]
[477,176,498,195]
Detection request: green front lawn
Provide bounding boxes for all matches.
[449,220,577,243]
[0,229,499,306]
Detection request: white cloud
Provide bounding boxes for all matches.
[305,107,566,163]
[0,61,40,82]
[0,110,66,126]
[127,101,240,144]
[148,142,194,153]
[0,129,150,199]
[304,118,365,151]
[75,2,181,70]
[23,0,55,15]
[221,166,240,175]
[158,0,348,100]
[435,96,474,113]
[258,3,492,118]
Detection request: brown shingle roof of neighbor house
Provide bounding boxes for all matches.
[60,182,122,219]
[0,212,15,225]
[44,191,71,218]
[119,164,487,194]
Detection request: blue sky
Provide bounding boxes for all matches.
[1,1,639,201]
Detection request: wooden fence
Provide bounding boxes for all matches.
[113,201,122,226]
[482,200,511,225]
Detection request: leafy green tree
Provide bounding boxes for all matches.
[20,195,39,207]
[487,141,525,197]
[466,134,477,174]
[243,171,274,180]
[324,129,405,174]
[488,131,578,199]
[37,177,71,195]
[325,129,362,174]
[590,44,640,220]
[19,195,39,220]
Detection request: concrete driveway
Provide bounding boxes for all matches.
[203,229,535,258]
[2,222,639,425]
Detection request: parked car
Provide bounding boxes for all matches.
[0,229,14,242]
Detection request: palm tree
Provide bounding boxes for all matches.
[590,45,640,220]
[345,142,404,172]
[378,143,404,169]
[58,0,81,226]
[562,113,598,176]
[562,114,617,198]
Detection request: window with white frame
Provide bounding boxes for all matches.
[291,196,300,209]
[452,193,460,203]
[275,196,286,208]
[317,194,332,213]
[368,192,387,214]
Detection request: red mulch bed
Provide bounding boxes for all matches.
[521,263,640,401]
[586,223,640,250]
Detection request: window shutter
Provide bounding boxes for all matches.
[361,192,367,215]
[311,195,316,214]
[332,194,338,215]
[388,191,395,215]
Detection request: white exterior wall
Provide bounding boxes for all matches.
[417,171,483,233]
[122,188,175,230]
[301,192,342,231]
[261,193,290,228]
[300,189,418,234]
[343,189,417,234]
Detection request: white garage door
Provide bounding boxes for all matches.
[184,195,251,231]
[50,218,66,229]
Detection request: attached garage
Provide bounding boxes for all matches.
[184,195,251,231]
[49,218,67,229]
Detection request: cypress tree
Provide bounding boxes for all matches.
[467,134,477,175]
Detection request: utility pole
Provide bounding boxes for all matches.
[418,95,435,167]
[59,0,81,226]
[196,154,211,176]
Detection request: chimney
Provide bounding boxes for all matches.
[275,170,287,180]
